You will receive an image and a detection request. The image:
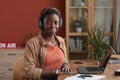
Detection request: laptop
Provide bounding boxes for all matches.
[78,52,112,74]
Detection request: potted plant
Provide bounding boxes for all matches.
[74,18,85,32]
[83,26,116,60]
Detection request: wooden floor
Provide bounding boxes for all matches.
[0,49,24,80]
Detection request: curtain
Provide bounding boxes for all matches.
[116,0,120,54]
[117,21,120,54]
[94,0,113,44]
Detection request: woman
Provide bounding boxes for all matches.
[19,7,72,80]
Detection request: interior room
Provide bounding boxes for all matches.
[0,0,120,80]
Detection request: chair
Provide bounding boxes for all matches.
[13,56,24,80]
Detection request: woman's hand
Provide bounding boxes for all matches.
[60,63,72,74]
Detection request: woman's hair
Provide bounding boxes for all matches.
[38,7,62,31]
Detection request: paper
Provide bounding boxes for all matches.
[64,74,106,80]
[108,59,120,64]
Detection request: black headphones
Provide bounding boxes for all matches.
[38,7,62,31]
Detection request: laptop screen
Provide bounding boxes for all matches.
[99,52,112,69]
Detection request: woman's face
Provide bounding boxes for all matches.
[43,14,60,35]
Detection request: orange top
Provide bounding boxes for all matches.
[44,44,64,69]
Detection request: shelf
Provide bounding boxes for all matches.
[66,0,116,59]
[94,7,113,9]
[69,7,88,9]
[69,32,114,36]
[69,52,83,60]
[69,32,88,36]
[104,32,114,36]
[69,50,86,53]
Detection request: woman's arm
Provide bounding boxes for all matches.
[22,38,42,80]
[59,37,72,73]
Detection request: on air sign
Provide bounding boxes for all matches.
[0,42,17,49]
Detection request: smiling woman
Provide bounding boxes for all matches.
[19,7,72,80]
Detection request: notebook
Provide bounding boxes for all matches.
[78,52,112,74]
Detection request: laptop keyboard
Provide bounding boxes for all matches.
[86,67,100,71]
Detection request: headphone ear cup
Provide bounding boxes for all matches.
[59,17,62,28]
[38,19,44,30]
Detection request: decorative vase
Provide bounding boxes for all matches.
[76,27,82,32]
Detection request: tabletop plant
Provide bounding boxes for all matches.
[74,18,86,32]
[83,25,116,60]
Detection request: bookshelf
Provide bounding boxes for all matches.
[66,0,116,59]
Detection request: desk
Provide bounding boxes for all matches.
[58,55,120,80]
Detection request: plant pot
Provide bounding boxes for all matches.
[76,27,82,32]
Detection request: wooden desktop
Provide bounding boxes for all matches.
[58,55,120,80]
